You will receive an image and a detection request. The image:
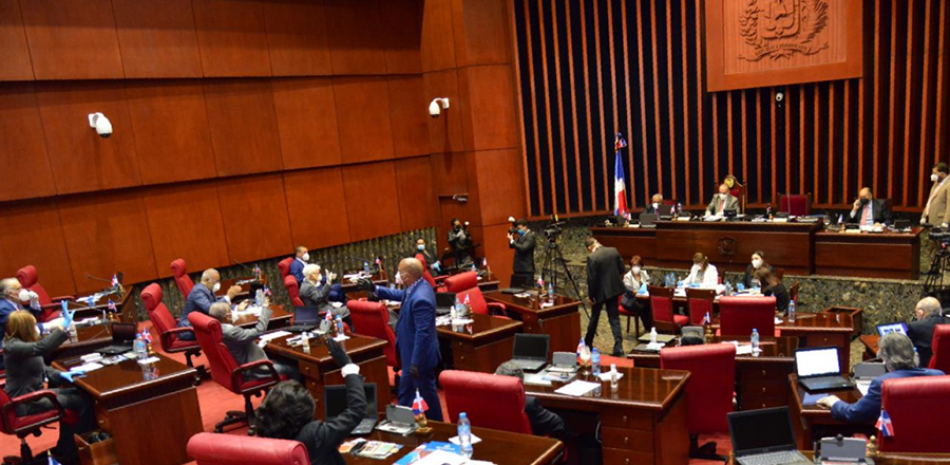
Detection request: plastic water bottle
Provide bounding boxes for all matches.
[591,348,601,376]
[455,296,465,318]
[751,328,760,354]
[301,333,311,354]
[335,316,344,336]
[463,294,472,315]
[133,333,148,360]
[725,280,733,296]
[788,300,797,322]
[457,412,473,458]
[363,261,370,274]
[547,283,555,300]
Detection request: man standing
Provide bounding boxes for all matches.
[922,163,950,227]
[847,187,892,225]
[907,296,950,367]
[705,183,739,217]
[361,258,443,421]
[583,238,626,356]
[289,246,310,284]
[447,218,472,268]
[178,268,242,340]
[508,219,537,288]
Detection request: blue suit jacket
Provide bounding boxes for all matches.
[0,299,40,369]
[831,368,945,424]
[180,283,225,326]
[375,282,439,371]
[289,259,306,285]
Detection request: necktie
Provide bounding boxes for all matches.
[719,198,725,214]
[860,205,870,225]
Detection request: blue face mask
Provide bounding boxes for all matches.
[417,244,425,251]
[518,229,526,236]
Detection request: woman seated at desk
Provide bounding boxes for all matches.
[742,250,773,289]
[621,255,652,331]
[684,253,719,287]
[755,268,790,315]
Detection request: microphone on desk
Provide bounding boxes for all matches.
[232,259,255,273]
[85,273,123,294]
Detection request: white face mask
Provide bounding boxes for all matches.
[212,282,221,293]
[18,289,32,302]
[632,266,641,274]
[395,272,403,285]
[652,203,660,209]
[752,258,763,269]
[933,174,941,183]
[720,193,729,199]
[301,253,310,261]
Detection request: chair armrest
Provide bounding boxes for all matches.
[231,359,280,392]
[2,390,64,431]
[161,326,196,348]
[487,302,508,317]
[51,296,74,303]
[40,301,65,310]
[433,276,448,284]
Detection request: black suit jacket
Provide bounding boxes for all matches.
[510,231,537,275]
[586,246,626,303]
[294,373,366,465]
[847,199,892,224]
[908,313,950,367]
[525,395,565,439]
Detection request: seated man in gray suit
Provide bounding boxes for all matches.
[209,302,300,380]
[705,183,739,217]
[299,264,352,328]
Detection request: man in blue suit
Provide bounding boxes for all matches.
[289,246,309,284]
[178,268,242,341]
[818,333,944,423]
[364,258,443,421]
[0,278,42,369]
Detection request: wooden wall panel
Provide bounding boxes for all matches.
[282,168,352,249]
[429,152,470,197]
[19,0,124,80]
[111,0,203,78]
[0,84,55,201]
[35,81,141,194]
[395,157,439,231]
[451,0,511,67]
[262,0,333,77]
[387,76,431,158]
[458,65,519,152]
[333,77,396,164]
[0,0,34,81]
[380,0,423,74]
[203,79,283,177]
[472,149,526,225]
[423,69,466,153]
[142,183,230,278]
[192,0,271,77]
[271,77,342,169]
[342,162,402,242]
[421,0,458,73]
[125,80,216,184]
[324,0,387,75]
[0,199,75,297]
[57,192,158,294]
[216,174,293,264]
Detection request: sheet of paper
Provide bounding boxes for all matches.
[856,379,871,396]
[597,371,624,382]
[451,318,474,324]
[554,380,601,397]
[259,331,291,343]
[333,334,350,342]
[412,450,466,465]
[136,356,160,365]
[74,362,104,372]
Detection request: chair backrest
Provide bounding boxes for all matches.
[347,300,399,369]
[414,253,437,288]
[685,288,716,326]
[719,296,776,337]
[189,312,241,392]
[284,275,304,307]
[439,370,532,435]
[660,344,736,434]
[444,271,478,293]
[0,387,17,435]
[141,284,180,351]
[16,265,51,306]
[187,432,310,465]
[170,259,194,298]
[929,325,950,371]
[879,375,950,452]
[648,286,675,324]
[779,194,811,216]
[277,258,294,280]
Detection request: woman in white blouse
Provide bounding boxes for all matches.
[621,255,652,330]
[684,252,719,286]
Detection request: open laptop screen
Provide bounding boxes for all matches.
[325,382,377,420]
[877,322,907,338]
[729,407,797,455]
[293,306,320,325]
[513,334,549,360]
[111,322,136,343]
[795,347,840,378]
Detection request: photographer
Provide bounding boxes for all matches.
[508,218,537,287]
[447,218,472,268]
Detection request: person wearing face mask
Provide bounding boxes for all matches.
[742,250,773,289]
[0,278,43,370]
[817,333,943,423]
[705,183,739,217]
[289,246,310,284]
[177,268,242,340]
[644,193,665,214]
[922,163,950,227]
[907,297,950,368]
[508,218,537,288]
[414,238,441,277]
[755,268,789,314]
[847,187,892,226]
[299,264,351,327]
[447,218,473,268]
[684,253,719,287]
[621,255,652,331]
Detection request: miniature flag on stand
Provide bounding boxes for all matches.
[613,133,629,218]
[537,276,545,288]
[877,410,895,437]
[482,258,488,268]
[107,299,116,313]
[111,274,119,288]
[142,328,153,345]
[411,389,429,415]
[704,312,711,325]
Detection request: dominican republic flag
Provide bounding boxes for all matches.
[412,389,428,415]
[613,133,629,217]
[704,312,711,324]
[877,410,895,437]
[537,276,545,288]
[263,286,271,297]
[143,328,153,344]
[577,339,586,355]
[482,257,488,268]
[375,256,383,269]
[107,299,116,313]
[111,274,119,287]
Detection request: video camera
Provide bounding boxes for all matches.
[543,219,565,243]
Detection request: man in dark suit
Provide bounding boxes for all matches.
[508,218,537,287]
[847,187,892,225]
[495,361,567,439]
[299,264,351,328]
[447,218,473,268]
[209,301,300,380]
[178,268,242,340]
[0,278,42,370]
[818,333,944,423]
[644,193,665,214]
[583,237,626,356]
[288,246,309,284]
[908,297,950,367]
[363,258,443,421]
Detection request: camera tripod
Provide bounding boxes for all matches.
[539,238,590,319]
[924,241,950,297]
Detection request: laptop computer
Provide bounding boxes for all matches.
[729,407,812,465]
[795,346,854,392]
[510,333,550,372]
[545,351,579,373]
[98,322,137,355]
[876,322,908,337]
[639,213,658,227]
[286,306,320,333]
[435,292,456,316]
[325,382,378,435]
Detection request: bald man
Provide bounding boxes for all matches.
[178,268,242,340]
[359,258,443,421]
[908,297,950,367]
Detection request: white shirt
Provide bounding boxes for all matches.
[685,264,719,287]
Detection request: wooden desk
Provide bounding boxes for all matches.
[232,303,292,329]
[629,336,800,410]
[484,293,581,354]
[815,228,923,280]
[788,374,871,449]
[729,451,950,465]
[66,288,134,323]
[339,272,389,292]
[52,323,116,361]
[437,314,522,373]
[53,354,202,465]
[216,275,261,299]
[860,334,880,359]
[527,366,690,465]
[264,333,389,420]
[346,421,563,465]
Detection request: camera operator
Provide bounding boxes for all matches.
[508,218,536,287]
[447,218,472,268]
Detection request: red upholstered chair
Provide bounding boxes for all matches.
[15,265,71,322]
[284,275,304,307]
[439,370,532,434]
[443,271,507,317]
[187,432,309,465]
[719,296,777,337]
[649,286,686,334]
[347,300,399,376]
[0,380,79,463]
[929,325,950,372]
[661,343,737,460]
[685,288,716,326]
[170,259,194,298]
[879,375,950,452]
[779,193,812,216]
[617,295,642,338]
[277,257,293,280]
[414,253,438,288]
[188,312,284,434]
[141,284,202,369]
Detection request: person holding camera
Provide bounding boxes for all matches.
[447,218,472,268]
[847,187,891,226]
[508,218,537,288]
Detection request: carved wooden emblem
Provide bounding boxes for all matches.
[717,237,738,257]
[738,0,829,61]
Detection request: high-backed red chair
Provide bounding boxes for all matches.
[929,325,950,372]
[414,253,438,288]
[170,259,194,298]
[617,295,643,338]
[879,375,950,452]
[719,296,777,337]
[443,271,507,317]
[15,265,71,322]
[685,288,716,326]
[0,380,79,463]
[284,275,304,307]
[277,258,294,280]
[188,312,284,434]
[649,286,686,333]
[661,344,736,459]
[348,300,399,376]
[779,193,812,216]
[141,284,202,369]
[439,370,532,434]
[187,432,309,465]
